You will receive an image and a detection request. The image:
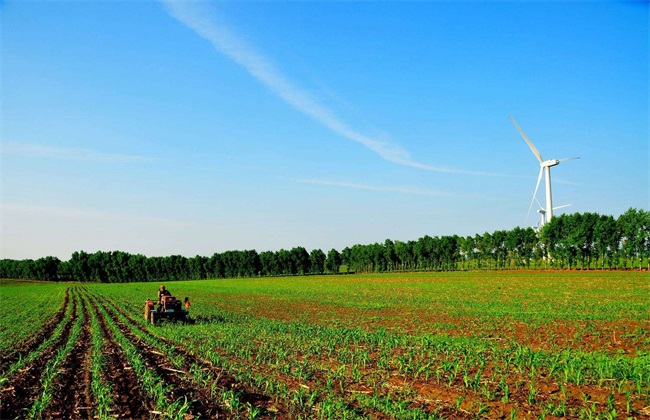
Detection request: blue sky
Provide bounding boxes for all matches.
[2,1,648,259]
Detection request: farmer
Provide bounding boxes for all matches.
[184,297,191,310]
[157,284,171,311]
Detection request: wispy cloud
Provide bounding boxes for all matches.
[2,143,158,163]
[162,1,509,177]
[296,178,471,198]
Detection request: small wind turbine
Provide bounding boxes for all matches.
[536,204,572,229]
[508,114,579,226]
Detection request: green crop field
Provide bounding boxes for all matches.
[1,271,648,419]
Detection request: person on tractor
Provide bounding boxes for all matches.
[158,284,171,311]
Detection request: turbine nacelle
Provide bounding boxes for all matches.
[541,159,560,168]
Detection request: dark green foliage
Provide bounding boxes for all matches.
[325,248,341,274]
[309,248,326,274]
[1,209,647,282]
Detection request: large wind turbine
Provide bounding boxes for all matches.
[508,114,579,226]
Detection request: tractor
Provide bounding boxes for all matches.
[144,295,188,324]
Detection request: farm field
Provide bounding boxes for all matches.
[0,271,648,419]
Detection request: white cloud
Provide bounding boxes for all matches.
[2,143,158,163]
[162,1,510,177]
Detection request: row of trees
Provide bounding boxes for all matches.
[1,208,647,283]
[0,247,345,283]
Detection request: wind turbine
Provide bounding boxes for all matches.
[508,114,579,226]
[536,204,572,229]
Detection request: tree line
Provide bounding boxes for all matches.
[1,208,648,283]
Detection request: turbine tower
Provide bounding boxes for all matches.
[508,114,578,226]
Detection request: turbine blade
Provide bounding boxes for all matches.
[508,114,543,163]
[552,204,572,210]
[525,167,544,225]
[558,157,580,163]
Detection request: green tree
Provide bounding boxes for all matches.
[325,249,341,274]
[394,240,414,271]
[594,214,618,269]
[383,239,398,271]
[291,247,311,275]
[309,249,326,274]
[618,208,649,269]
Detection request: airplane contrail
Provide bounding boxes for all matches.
[162,1,509,177]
